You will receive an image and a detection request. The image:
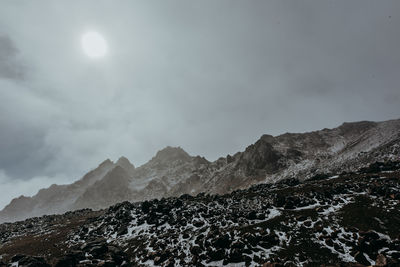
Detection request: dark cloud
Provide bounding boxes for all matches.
[0,35,25,80]
[0,1,399,207]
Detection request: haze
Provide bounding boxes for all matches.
[0,1,399,209]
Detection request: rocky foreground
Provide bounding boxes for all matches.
[1,161,400,266]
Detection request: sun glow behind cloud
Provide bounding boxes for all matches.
[81,31,107,58]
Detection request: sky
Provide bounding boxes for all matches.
[0,1,399,209]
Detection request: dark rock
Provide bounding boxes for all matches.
[284,200,295,209]
[325,238,334,247]
[361,230,380,240]
[174,199,183,208]
[141,201,152,213]
[18,256,50,267]
[303,220,312,227]
[391,252,400,259]
[11,254,26,262]
[179,194,194,201]
[261,233,279,247]
[247,211,258,220]
[228,248,244,263]
[207,249,225,261]
[89,244,108,257]
[153,251,169,265]
[164,259,175,267]
[117,225,128,236]
[193,219,205,228]
[354,251,371,266]
[231,241,245,249]
[213,234,231,249]
[274,195,286,207]
[296,215,307,222]
[190,245,203,255]
[182,232,190,239]
[103,261,117,267]
[54,255,78,267]
[146,214,159,225]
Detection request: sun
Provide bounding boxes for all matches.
[81,31,107,58]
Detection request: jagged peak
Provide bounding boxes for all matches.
[259,134,275,142]
[152,146,191,162]
[116,156,135,172]
[117,156,127,161]
[98,158,114,168]
[338,120,377,135]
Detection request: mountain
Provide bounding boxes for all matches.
[1,161,399,266]
[1,119,399,223]
[0,159,115,223]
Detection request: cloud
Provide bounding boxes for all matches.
[0,1,399,208]
[0,35,26,81]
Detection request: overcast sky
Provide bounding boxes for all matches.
[0,1,399,209]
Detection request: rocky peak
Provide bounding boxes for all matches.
[338,121,377,136]
[72,165,132,210]
[116,156,135,174]
[152,146,191,163]
[98,159,114,168]
[240,137,282,175]
[1,118,400,224]
[259,134,275,143]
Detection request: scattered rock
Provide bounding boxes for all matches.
[354,251,371,266]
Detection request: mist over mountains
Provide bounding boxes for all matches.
[1,2,400,266]
[1,118,399,223]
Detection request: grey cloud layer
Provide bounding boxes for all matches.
[0,1,399,205]
[0,35,25,80]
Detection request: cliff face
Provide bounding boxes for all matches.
[1,119,399,223]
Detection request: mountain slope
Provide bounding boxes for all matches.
[73,166,133,210]
[0,159,115,222]
[1,161,399,266]
[1,118,399,223]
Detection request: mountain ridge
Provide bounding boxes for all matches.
[1,161,399,266]
[1,118,399,223]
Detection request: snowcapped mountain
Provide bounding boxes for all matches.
[0,118,399,223]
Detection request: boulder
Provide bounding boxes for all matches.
[375,254,387,266]
[213,234,231,249]
[354,251,371,266]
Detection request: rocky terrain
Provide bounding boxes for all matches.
[1,119,400,223]
[0,161,399,266]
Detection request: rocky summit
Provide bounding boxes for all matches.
[0,161,400,266]
[1,119,400,223]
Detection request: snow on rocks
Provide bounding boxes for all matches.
[0,161,400,266]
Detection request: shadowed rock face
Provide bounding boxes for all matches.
[238,138,282,175]
[1,161,399,266]
[73,166,133,211]
[1,118,400,223]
